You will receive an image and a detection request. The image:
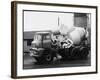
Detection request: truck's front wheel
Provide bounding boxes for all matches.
[34,50,54,64]
[42,50,54,64]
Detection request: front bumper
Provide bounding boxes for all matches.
[29,48,44,57]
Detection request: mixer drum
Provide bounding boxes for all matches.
[68,27,86,45]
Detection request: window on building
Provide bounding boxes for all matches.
[27,39,33,46]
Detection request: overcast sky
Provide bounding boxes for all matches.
[24,11,74,32]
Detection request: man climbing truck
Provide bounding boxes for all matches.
[29,27,90,64]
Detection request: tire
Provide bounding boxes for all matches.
[42,51,53,63]
[34,54,53,64]
[71,46,89,59]
[79,47,89,59]
[36,50,54,64]
[34,49,55,64]
[71,47,80,59]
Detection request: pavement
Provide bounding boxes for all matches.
[23,53,91,69]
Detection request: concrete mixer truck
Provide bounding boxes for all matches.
[29,27,90,64]
[58,26,90,60]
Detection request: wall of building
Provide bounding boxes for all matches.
[74,13,91,44]
[74,13,88,27]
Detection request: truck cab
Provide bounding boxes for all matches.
[31,32,51,48]
[29,31,56,63]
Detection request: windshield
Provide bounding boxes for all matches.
[34,34,42,41]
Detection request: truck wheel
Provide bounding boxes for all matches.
[45,53,53,62]
[42,50,54,64]
[79,47,89,59]
[34,51,54,64]
[71,47,80,59]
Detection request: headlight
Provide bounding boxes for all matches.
[29,50,37,56]
[32,43,36,48]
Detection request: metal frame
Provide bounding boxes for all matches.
[11,1,98,78]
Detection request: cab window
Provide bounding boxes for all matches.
[44,35,50,40]
[34,34,42,41]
